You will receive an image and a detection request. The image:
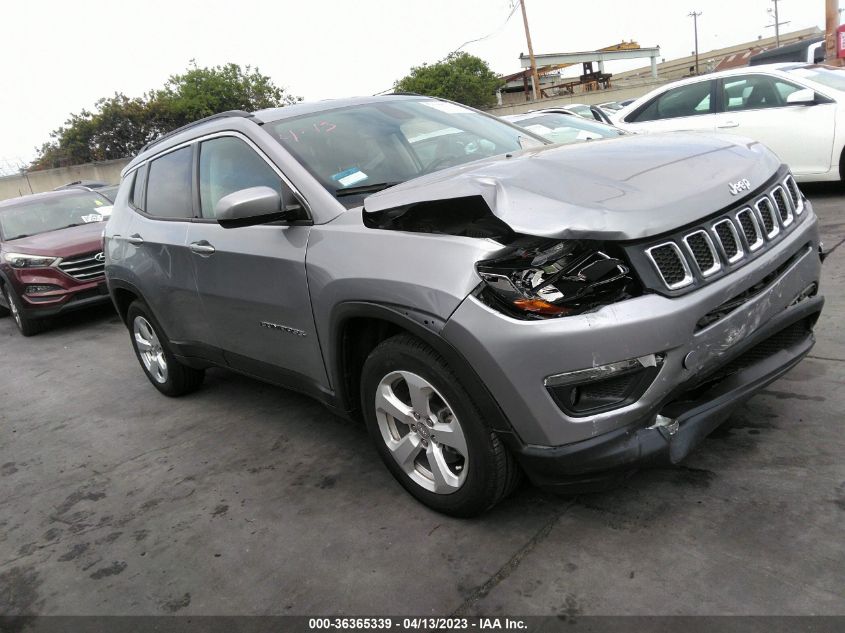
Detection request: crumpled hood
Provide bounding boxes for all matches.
[364,132,781,241]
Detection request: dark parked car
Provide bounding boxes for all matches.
[0,190,112,335]
[105,97,822,516]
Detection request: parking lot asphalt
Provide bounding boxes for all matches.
[1,185,843,618]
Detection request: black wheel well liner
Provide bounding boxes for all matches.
[329,301,523,446]
[107,280,141,325]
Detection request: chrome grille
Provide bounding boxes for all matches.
[736,208,764,252]
[771,186,793,226]
[645,243,692,289]
[712,219,743,263]
[755,197,779,238]
[683,230,720,277]
[784,175,804,215]
[58,252,105,281]
[642,173,804,292]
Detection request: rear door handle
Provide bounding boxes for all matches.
[717,121,739,128]
[189,241,216,256]
[126,234,144,245]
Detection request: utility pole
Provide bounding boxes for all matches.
[765,0,790,46]
[688,11,702,75]
[771,0,781,46]
[519,0,542,100]
[827,0,841,64]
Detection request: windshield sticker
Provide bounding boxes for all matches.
[332,168,368,187]
[525,124,552,135]
[81,214,104,223]
[420,101,471,114]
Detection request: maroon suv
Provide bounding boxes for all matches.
[0,190,113,336]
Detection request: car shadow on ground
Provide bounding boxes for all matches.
[800,181,843,199]
[22,303,121,338]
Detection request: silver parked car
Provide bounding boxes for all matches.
[105,96,823,516]
[502,111,626,144]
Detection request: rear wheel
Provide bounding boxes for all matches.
[361,334,520,517]
[126,300,204,396]
[4,286,42,336]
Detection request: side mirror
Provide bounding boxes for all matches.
[215,186,301,229]
[786,88,816,106]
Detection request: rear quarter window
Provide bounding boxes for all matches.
[144,147,194,219]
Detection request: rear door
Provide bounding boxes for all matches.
[619,79,717,134]
[714,73,835,175]
[185,133,328,388]
[123,146,213,345]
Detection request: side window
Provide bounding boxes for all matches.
[629,81,713,122]
[130,164,147,211]
[198,136,283,219]
[145,147,194,219]
[775,79,804,102]
[723,75,802,111]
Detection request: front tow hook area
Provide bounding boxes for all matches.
[647,414,680,440]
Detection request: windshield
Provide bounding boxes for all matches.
[786,65,845,92]
[506,113,624,144]
[0,192,110,240]
[266,99,545,205]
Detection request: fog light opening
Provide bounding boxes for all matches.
[545,353,665,417]
[25,285,61,295]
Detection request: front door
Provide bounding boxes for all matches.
[186,133,328,389]
[715,74,836,176]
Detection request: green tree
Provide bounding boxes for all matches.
[31,62,300,170]
[394,52,503,109]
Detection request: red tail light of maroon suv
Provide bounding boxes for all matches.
[0,190,113,336]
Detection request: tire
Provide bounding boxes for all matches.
[4,286,42,336]
[0,285,9,318]
[360,333,521,517]
[126,300,204,397]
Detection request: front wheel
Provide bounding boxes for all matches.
[4,286,42,336]
[360,334,520,517]
[126,300,204,397]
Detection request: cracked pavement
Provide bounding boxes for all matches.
[1,184,843,616]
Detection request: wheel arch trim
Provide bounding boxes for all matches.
[327,301,523,445]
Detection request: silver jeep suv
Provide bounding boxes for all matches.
[104,96,824,516]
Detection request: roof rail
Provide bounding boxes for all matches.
[140,110,258,154]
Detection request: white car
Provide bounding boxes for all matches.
[612,63,845,182]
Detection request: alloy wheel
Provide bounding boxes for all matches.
[133,316,168,384]
[374,370,469,494]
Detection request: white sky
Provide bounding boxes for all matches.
[0,0,824,164]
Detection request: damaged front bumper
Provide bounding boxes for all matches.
[441,209,823,488]
[511,297,819,492]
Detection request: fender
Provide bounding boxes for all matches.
[105,277,145,324]
[328,301,524,447]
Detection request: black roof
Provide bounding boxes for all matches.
[749,37,824,66]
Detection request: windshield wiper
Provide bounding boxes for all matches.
[335,182,401,197]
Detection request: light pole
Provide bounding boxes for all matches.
[688,11,702,75]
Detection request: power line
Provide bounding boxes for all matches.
[373,1,521,96]
[451,1,521,55]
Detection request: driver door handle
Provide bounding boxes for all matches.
[717,120,739,129]
[189,240,216,256]
[126,234,144,245]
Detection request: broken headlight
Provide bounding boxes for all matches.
[476,239,642,319]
